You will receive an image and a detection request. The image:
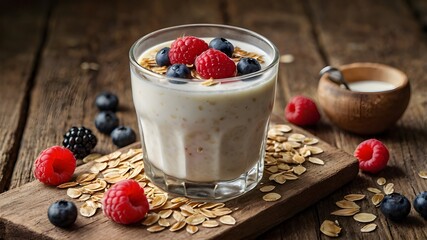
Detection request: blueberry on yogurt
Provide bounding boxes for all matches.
[166,64,191,84]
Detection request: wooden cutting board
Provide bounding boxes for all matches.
[0,124,358,240]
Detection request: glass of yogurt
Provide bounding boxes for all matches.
[129,24,279,201]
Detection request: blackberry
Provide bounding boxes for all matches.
[62,126,97,159]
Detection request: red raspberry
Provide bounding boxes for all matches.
[195,49,236,79]
[102,179,149,224]
[354,139,389,174]
[33,146,76,186]
[169,36,208,65]
[285,96,321,126]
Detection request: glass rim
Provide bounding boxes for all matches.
[129,23,280,83]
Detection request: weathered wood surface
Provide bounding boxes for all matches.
[0,128,359,239]
[0,0,426,239]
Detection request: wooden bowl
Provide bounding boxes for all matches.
[317,63,410,135]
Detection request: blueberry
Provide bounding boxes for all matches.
[237,58,261,75]
[95,92,119,111]
[94,111,119,134]
[209,37,234,57]
[155,47,171,67]
[414,191,427,219]
[111,126,136,148]
[166,64,191,84]
[380,193,411,221]
[47,200,77,228]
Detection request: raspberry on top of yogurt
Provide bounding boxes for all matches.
[139,36,265,81]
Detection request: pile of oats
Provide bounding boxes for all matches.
[260,124,324,202]
[59,149,236,234]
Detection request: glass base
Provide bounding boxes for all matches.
[144,159,264,202]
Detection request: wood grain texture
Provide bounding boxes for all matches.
[307,0,427,239]
[9,0,223,190]
[0,0,51,193]
[0,127,358,239]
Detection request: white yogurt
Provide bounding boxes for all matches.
[348,80,396,92]
[131,39,277,182]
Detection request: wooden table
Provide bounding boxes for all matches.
[1,0,426,239]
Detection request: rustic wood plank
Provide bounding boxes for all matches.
[9,0,223,190]
[226,0,339,239]
[306,0,427,239]
[0,125,358,239]
[408,0,427,32]
[0,0,51,193]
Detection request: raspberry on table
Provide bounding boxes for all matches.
[169,36,208,65]
[62,126,97,159]
[195,49,236,79]
[354,139,389,174]
[102,179,149,224]
[284,96,321,126]
[33,146,76,186]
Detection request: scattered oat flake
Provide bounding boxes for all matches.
[67,188,82,199]
[384,183,394,195]
[83,153,102,163]
[202,220,219,228]
[308,157,324,165]
[361,223,377,233]
[147,225,165,233]
[367,187,382,194]
[80,202,97,217]
[293,165,307,175]
[377,177,387,186]
[372,193,384,206]
[57,181,78,189]
[158,218,170,227]
[185,214,206,226]
[170,221,186,232]
[280,54,295,63]
[418,171,427,179]
[260,185,276,193]
[344,194,366,201]
[353,213,377,223]
[320,220,341,237]
[142,213,160,226]
[335,200,360,209]
[330,208,360,216]
[186,225,199,234]
[263,192,281,202]
[219,215,236,225]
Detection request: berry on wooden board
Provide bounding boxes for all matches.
[47,200,78,228]
[102,179,149,224]
[33,146,76,186]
